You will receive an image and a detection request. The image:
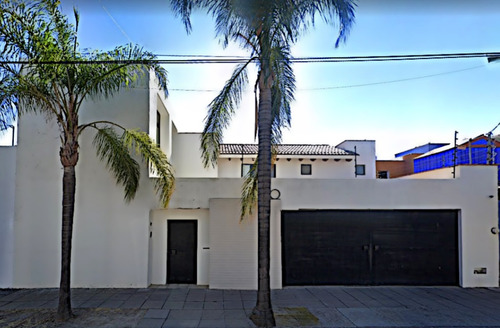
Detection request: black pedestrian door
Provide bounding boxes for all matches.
[167,220,197,284]
[282,210,458,286]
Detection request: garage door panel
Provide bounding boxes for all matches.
[282,210,458,286]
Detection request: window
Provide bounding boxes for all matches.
[241,164,276,177]
[377,171,389,179]
[301,164,312,175]
[355,164,366,176]
[156,111,161,147]
[241,164,252,177]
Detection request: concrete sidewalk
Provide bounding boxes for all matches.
[1,286,500,327]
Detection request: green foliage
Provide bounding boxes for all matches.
[124,130,175,207]
[241,159,258,219]
[171,1,355,217]
[92,126,141,203]
[201,61,252,167]
[0,0,173,206]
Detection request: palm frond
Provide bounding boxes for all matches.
[92,126,140,202]
[77,44,168,104]
[270,43,295,144]
[201,60,252,167]
[123,129,175,207]
[241,158,258,219]
[240,146,279,219]
[169,0,195,33]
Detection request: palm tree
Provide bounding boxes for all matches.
[169,0,355,326]
[0,0,175,320]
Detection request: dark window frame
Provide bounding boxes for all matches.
[355,164,366,176]
[301,164,312,175]
[242,163,276,178]
[156,111,161,147]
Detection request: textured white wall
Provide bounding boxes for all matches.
[13,78,163,288]
[337,140,376,179]
[217,157,356,179]
[0,146,16,287]
[170,165,498,289]
[149,209,210,286]
[171,132,217,178]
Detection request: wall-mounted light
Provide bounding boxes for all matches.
[270,189,281,200]
[491,227,498,235]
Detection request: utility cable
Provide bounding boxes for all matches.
[2,51,500,65]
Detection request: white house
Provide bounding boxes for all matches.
[0,71,498,289]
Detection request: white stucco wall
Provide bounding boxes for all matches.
[171,132,217,178]
[337,140,376,179]
[0,146,16,287]
[12,78,164,288]
[217,157,356,179]
[149,209,210,286]
[167,165,498,289]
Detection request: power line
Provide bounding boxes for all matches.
[2,51,500,65]
[168,64,485,92]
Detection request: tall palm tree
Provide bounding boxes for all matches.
[169,0,355,326]
[0,0,175,320]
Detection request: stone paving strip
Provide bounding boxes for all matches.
[1,286,500,327]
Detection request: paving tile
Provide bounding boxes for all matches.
[186,289,206,302]
[121,298,147,309]
[163,301,184,309]
[224,318,254,327]
[5,301,49,309]
[223,300,243,309]
[144,309,170,319]
[38,300,58,309]
[141,300,165,309]
[205,290,223,302]
[203,301,223,310]
[240,290,256,301]
[168,309,202,320]
[99,300,125,308]
[308,307,356,327]
[183,301,204,309]
[338,307,412,327]
[136,318,166,328]
[223,290,241,301]
[0,291,27,302]
[394,307,463,327]
[201,309,224,320]
[224,309,247,319]
[149,294,169,302]
[198,319,226,327]
[162,319,199,327]
[109,293,133,301]
[79,299,105,308]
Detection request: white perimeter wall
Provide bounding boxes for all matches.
[171,132,217,178]
[149,209,210,286]
[13,83,162,288]
[218,157,355,179]
[337,140,376,179]
[163,165,498,289]
[0,146,16,287]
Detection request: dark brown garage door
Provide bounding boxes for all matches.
[282,210,458,286]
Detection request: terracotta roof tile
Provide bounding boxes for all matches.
[219,144,355,156]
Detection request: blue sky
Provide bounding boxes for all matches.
[2,0,500,159]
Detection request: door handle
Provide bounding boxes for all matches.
[374,245,380,251]
[362,245,369,251]
[169,249,177,255]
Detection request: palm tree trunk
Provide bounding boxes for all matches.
[57,164,76,320]
[251,79,275,327]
